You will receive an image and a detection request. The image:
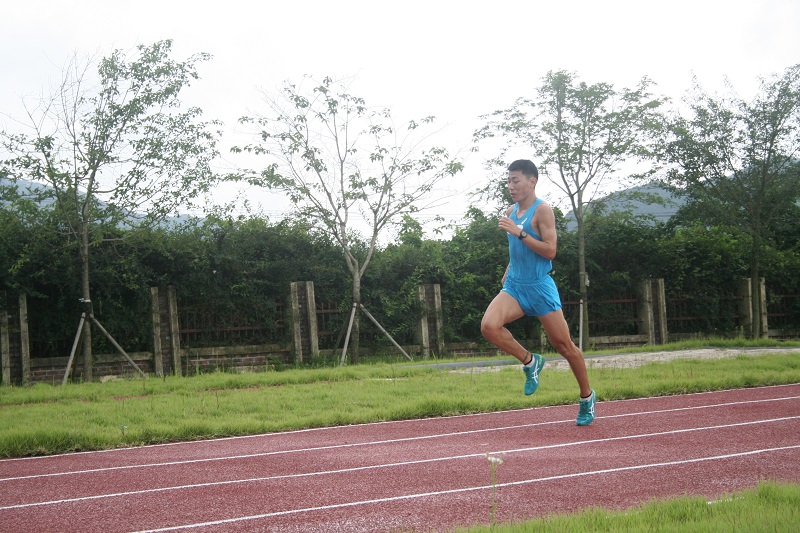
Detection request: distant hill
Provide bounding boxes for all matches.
[1,176,193,228]
[0,176,57,207]
[563,181,800,231]
[563,183,686,230]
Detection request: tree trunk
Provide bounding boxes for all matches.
[750,231,763,339]
[350,274,361,364]
[80,217,93,381]
[576,208,589,349]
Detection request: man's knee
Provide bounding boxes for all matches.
[480,318,494,340]
[480,315,501,340]
[551,338,580,359]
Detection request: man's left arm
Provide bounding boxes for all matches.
[527,203,558,260]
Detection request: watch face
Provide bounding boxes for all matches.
[519,230,527,239]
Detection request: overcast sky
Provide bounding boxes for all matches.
[2,0,799,236]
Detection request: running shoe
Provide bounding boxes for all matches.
[522,353,545,395]
[576,389,596,426]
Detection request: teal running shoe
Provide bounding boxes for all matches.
[576,389,596,426]
[522,353,545,395]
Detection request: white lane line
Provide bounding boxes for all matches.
[2,416,797,511]
[3,382,798,466]
[2,394,798,482]
[130,444,800,532]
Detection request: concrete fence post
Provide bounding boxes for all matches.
[290,281,319,363]
[150,287,164,377]
[19,294,31,385]
[1,311,10,386]
[638,280,655,344]
[737,278,753,336]
[652,278,668,345]
[167,285,182,376]
[417,285,430,359]
[417,284,445,359]
[759,277,768,338]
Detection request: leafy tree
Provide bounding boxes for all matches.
[236,76,463,362]
[0,40,222,378]
[664,64,800,337]
[473,70,667,347]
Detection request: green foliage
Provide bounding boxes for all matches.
[2,192,797,359]
[363,237,450,345]
[1,40,222,229]
[660,225,748,333]
[660,225,748,291]
[140,215,349,346]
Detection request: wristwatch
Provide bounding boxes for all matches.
[518,230,528,240]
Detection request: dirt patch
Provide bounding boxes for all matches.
[448,347,800,374]
[550,347,800,371]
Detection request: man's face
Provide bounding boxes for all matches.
[506,170,535,202]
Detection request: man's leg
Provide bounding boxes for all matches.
[538,309,592,397]
[482,291,546,395]
[480,291,528,362]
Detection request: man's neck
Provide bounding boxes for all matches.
[517,194,538,211]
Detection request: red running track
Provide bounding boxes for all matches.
[1,384,799,532]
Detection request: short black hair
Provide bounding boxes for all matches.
[507,159,538,179]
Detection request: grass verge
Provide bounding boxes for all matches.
[0,346,798,457]
[455,481,800,532]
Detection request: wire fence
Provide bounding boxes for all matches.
[7,288,800,360]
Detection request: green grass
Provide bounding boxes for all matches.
[1,344,799,457]
[456,481,800,532]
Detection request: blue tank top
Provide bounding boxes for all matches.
[506,198,552,282]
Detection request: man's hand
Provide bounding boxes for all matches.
[498,216,520,236]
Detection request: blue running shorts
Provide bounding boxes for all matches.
[502,276,562,317]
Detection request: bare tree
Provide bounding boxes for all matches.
[236,76,462,362]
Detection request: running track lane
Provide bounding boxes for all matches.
[1,384,799,532]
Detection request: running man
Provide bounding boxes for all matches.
[480,159,596,425]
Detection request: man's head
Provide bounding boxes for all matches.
[507,159,538,180]
[506,159,539,203]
